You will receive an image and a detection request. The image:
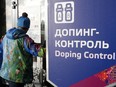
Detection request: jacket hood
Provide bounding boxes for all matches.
[6,27,27,39]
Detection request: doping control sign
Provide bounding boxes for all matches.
[47,0,116,87]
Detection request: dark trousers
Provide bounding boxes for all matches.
[0,77,8,87]
[9,81,25,87]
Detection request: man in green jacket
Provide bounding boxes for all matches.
[0,12,45,87]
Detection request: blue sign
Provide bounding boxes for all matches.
[47,0,116,87]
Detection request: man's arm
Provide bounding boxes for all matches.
[23,36,45,57]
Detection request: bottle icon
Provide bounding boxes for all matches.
[56,4,63,22]
[65,3,73,21]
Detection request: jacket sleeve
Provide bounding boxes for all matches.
[0,38,3,67]
[0,37,3,54]
[24,36,44,57]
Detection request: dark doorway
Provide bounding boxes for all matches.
[0,0,6,38]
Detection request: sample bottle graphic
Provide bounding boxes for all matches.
[56,4,63,22]
[55,1,74,23]
[65,3,73,21]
